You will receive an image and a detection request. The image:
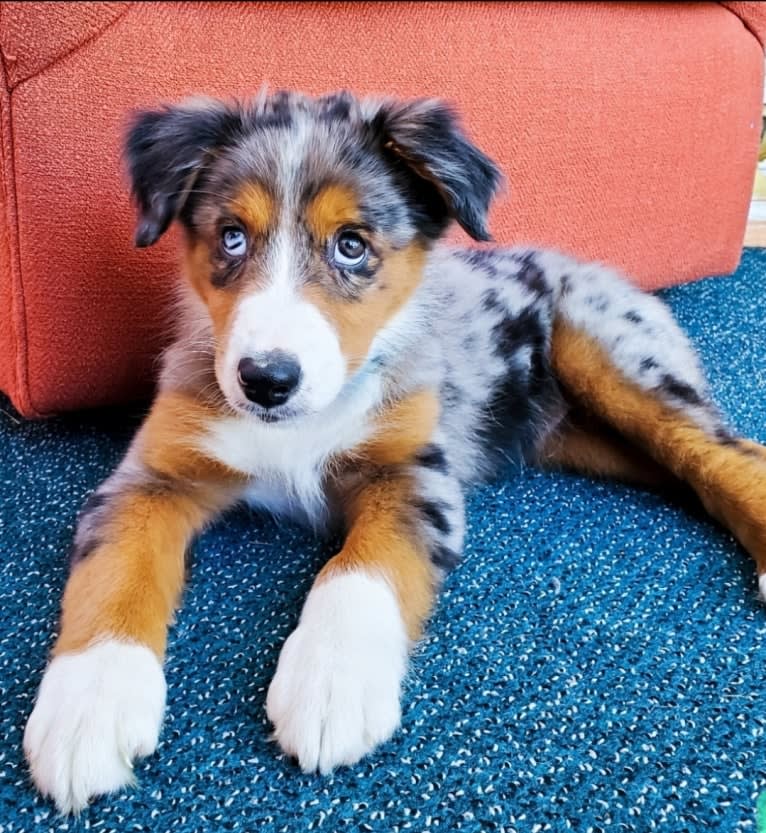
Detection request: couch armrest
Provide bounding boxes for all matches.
[721,2,766,48]
[0,2,131,88]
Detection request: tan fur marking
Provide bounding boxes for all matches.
[230,182,274,238]
[537,412,670,488]
[551,320,766,573]
[56,491,204,658]
[305,242,427,371]
[137,391,243,483]
[359,389,440,467]
[182,239,240,342]
[319,475,436,640]
[305,183,361,241]
[318,390,441,639]
[54,393,243,660]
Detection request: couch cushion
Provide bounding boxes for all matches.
[721,1,766,46]
[0,1,762,416]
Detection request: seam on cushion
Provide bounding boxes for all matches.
[3,2,135,91]
[0,75,40,416]
[0,57,12,404]
[719,2,766,50]
[0,2,136,416]
[0,4,13,93]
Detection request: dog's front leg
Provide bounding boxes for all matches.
[24,392,243,814]
[267,424,464,773]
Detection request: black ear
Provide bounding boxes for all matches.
[373,99,502,241]
[124,98,243,247]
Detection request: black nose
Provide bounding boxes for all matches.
[237,353,302,408]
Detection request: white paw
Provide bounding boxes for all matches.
[24,639,166,814]
[266,571,408,774]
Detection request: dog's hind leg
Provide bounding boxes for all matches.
[537,405,673,488]
[544,274,766,591]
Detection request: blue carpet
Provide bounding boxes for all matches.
[2,249,766,832]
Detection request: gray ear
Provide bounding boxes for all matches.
[124,99,242,247]
[373,98,502,241]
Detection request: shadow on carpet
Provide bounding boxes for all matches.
[2,249,766,832]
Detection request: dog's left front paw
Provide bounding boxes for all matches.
[266,572,408,773]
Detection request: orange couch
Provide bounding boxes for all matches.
[1,1,764,418]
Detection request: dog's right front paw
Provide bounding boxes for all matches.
[266,572,408,774]
[23,639,166,815]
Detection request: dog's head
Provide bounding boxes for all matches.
[126,90,501,421]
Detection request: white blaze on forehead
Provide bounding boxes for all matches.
[218,115,351,415]
[269,224,294,296]
[220,218,347,416]
[227,275,338,363]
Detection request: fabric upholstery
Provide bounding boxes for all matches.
[721,1,766,45]
[0,2,763,417]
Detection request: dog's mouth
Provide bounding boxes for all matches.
[233,400,304,425]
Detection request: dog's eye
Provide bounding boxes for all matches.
[221,227,248,257]
[333,231,368,269]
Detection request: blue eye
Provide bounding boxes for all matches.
[333,231,367,269]
[222,227,247,257]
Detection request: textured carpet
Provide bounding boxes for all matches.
[2,249,766,833]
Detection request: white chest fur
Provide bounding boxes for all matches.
[198,369,383,522]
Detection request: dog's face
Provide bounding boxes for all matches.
[126,91,500,421]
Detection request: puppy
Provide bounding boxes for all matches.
[23,89,766,813]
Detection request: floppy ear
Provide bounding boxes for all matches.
[124,99,242,247]
[372,98,502,242]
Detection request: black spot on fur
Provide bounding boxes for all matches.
[139,469,189,497]
[560,274,572,296]
[482,305,559,465]
[442,381,461,408]
[80,490,108,517]
[257,90,295,129]
[70,531,103,567]
[482,288,503,313]
[491,306,546,373]
[709,428,761,458]
[713,426,739,446]
[430,544,461,570]
[711,426,759,456]
[660,374,703,406]
[69,536,99,568]
[415,444,449,474]
[69,490,112,566]
[585,294,610,314]
[640,357,659,372]
[416,500,452,536]
[456,248,501,278]
[624,310,643,324]
[515,253,550,297]
[318,91,353,121]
